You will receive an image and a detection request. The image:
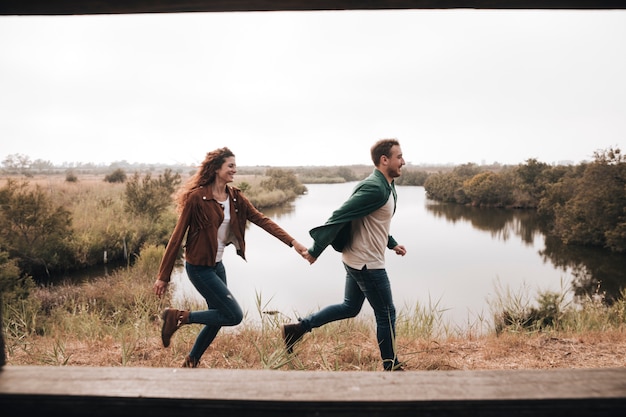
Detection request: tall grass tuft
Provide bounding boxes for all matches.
[558,288,626,332]
[397,295,451,339]
[489,277,626,335]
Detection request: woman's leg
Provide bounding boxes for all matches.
[185,262,243,360]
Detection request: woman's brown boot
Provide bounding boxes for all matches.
[160,308,190,347]
[182,355,199,368]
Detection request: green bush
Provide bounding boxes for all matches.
[260,168,307,196]
[0,179,75,276]
[124,169,181,219]
[65,170,78,182]
[104,168,127,183]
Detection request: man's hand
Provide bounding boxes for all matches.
[393,245,407,256]
[303,250,317,265]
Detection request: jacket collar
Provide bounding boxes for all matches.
[372,168,394,188]
[199,184,235,202]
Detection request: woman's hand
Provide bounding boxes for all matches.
[153,279,169,297]
[292,240,314,263]
[292,240,307,253]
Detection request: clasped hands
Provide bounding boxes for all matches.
[292,241,406,265]
[291,240,317,264]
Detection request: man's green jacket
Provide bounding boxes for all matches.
[308,168,399,259]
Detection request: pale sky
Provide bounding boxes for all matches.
[1,9,625,167]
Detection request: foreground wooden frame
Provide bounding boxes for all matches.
[1,0,625,15]
[1,366,626,416]
[1,1,625,415]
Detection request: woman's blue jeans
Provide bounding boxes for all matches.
[299,263,399,370]
[185,262,244,361]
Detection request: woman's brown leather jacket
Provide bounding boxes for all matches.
[156,185,295,282]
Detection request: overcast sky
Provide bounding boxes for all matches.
[1,9,625,168]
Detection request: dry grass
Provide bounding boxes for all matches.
[401,330,626,370]
[4,255,626,371]
[6,318,626,371]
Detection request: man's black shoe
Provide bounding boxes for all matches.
[282,322,306,354]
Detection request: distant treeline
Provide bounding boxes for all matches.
[0,154,193,176]
[292,165,429,186]
[1,153,438,187]
[424,148,626,253]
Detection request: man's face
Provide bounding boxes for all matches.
[384,145,405,178]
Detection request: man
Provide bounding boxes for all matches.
[285,138,407,371]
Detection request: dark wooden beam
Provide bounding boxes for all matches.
[1,366,626,417]
[1,0,626,16]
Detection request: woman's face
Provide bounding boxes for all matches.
[216,156,237,184]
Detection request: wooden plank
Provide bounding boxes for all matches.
[1,365,626,416]
[1,0,626,16]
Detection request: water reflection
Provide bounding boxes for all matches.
[541,236,626,304]
[426,202,543,246]
[48,259,127,285]
[258,202,296,220]
[426,201,626,305]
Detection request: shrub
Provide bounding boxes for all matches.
[124,169,181,219]
[0,179,75,277]
[65,170,78,182]
[104,168,127,183]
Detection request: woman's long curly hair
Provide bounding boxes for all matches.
[174,147,235,213]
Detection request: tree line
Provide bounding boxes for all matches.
[1,153,431,187]
[424,148,626,253]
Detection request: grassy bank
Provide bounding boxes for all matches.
[3,246,625,371]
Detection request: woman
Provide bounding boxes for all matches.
[153,147,307,368]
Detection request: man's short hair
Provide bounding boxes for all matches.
[371,139,400,166]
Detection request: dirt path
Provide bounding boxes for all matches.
[410,332,626,370]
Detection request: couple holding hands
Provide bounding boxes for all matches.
[153,139,407,371]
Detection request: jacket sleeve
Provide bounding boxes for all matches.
[308,222,349,258]
[308,180,386,258]
[156,199,192,282]
[240,192,295,246]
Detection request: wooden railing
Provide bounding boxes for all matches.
[1,2,625,416]
[1,365,626,416]
[1,0,626,16]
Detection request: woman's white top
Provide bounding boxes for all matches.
[215,196,231,262]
